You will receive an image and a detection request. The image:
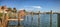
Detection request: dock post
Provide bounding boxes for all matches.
[50,10,52,27]
[57,14,60,27]
[26,13,29,26]
[5,14,7,27]
[31,12,34,27]
[18,13,20,27]
[38,11,40,27]
[5,13,9,27]
[3,14,6,27]
[3,13,8,27]
[23,11,26,27]
[2,11,5,27]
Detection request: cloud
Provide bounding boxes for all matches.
[19,8,25,10]
[32,6,41,9]
[24,6,41,9]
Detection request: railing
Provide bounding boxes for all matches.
[1,10,58,27]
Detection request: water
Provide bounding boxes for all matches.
[8,14,57,27]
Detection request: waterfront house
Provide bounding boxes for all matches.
[18,10,26,20]
[19,10,25,16]
[0,6,8,13]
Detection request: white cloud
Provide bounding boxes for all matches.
[32,6,41,9]
[19,8,25,10]
[24,6,41,9]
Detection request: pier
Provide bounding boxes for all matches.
[0,0,60,27]
[0,10,59,27]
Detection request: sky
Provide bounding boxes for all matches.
[0,0,60,12]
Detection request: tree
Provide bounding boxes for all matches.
[1,6,4,10]
[13,8,17,13]
[1,6,5,17]
[12,8,17,19]
[0,13,3,17]
[7,8,12,19]
[7,7,12,12]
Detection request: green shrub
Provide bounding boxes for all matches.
[0,13,3,17]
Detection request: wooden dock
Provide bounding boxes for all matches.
[0,10,59,27]
[7,19,24,21]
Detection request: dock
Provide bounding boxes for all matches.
[0,10,59,27]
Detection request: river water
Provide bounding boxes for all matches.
[8,14,57,27]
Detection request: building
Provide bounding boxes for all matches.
[19,10,25,16]
[0,6,2,13]
[0,6,8,13]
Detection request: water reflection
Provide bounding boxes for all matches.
[8,14,57,27]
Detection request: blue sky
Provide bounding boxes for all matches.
[0,0,60,12]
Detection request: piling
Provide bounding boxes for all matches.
[27,12,29,22]
[50,10,52,27]
[57,14,60,27]
[1,6,5,27]
[38,11,40,27]
[31,12,34,27]
[18,13,20,27]
[23,11,26,27]
[4,14,7,27]
[27,15,28,22]
[5,13,9,27]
